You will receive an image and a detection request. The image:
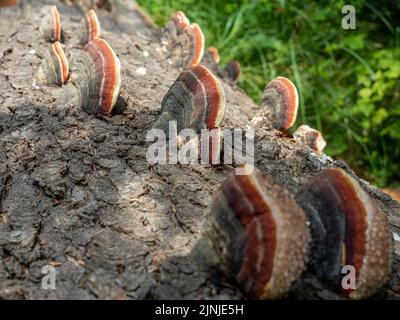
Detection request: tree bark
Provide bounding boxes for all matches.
[0,0,398,299]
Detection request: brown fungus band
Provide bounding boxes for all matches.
[164,11,190,42]
[37,41,69,86]
[296,167,392,299]
[40,5,62,42]
[164,12,205,68]
[195,164,310,299]
[80,9,102,45]
[258,76,299,131]
[188,23,205,66]
[293,124,326,154]
[207,46,220,64]
[225,60,241,82]
[154,65,225,133]
[72,38,121,115]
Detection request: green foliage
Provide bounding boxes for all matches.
[138,0,400,187]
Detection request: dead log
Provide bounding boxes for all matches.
[0,0,398,299]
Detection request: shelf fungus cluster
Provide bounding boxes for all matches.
[195,164,311,299]
[37,4,121,115]
[71,38,122,115]
[40,5,62,42]
[163,11,205,68]
[293,124,326,154]
[296,168,392,299]
[79,9,102,45]
[37,41,69,86]
[195,165,392,299]
[251,76,299,131]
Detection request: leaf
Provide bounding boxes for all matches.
[353,101,375,116]
[372,108,389,126]
[381,122,400,139]
[359,88,372,98]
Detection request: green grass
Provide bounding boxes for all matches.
[138,0,400,187]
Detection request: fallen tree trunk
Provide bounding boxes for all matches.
[0,0,398,299]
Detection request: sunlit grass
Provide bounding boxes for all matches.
[138,0,400,187]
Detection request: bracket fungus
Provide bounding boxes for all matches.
[79,9,101,45]
[40,5,62,42]
[164,11,205,68]
[252,76,299,131]
[68,38,121,115]
[163,11,190,42]
[194,164,310,299]
[188,23,205,67]
[37,41,69,86]
[382,188,400,203]
[293,124,326,154]
[296,167,392,299]
[153,65,225,134]
[225,60,241,82]
[153,65,225,163]
[207,46,220,64]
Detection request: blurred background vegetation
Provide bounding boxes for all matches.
[138,0,400,187]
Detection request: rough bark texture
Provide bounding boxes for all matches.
[0,0,399,300]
